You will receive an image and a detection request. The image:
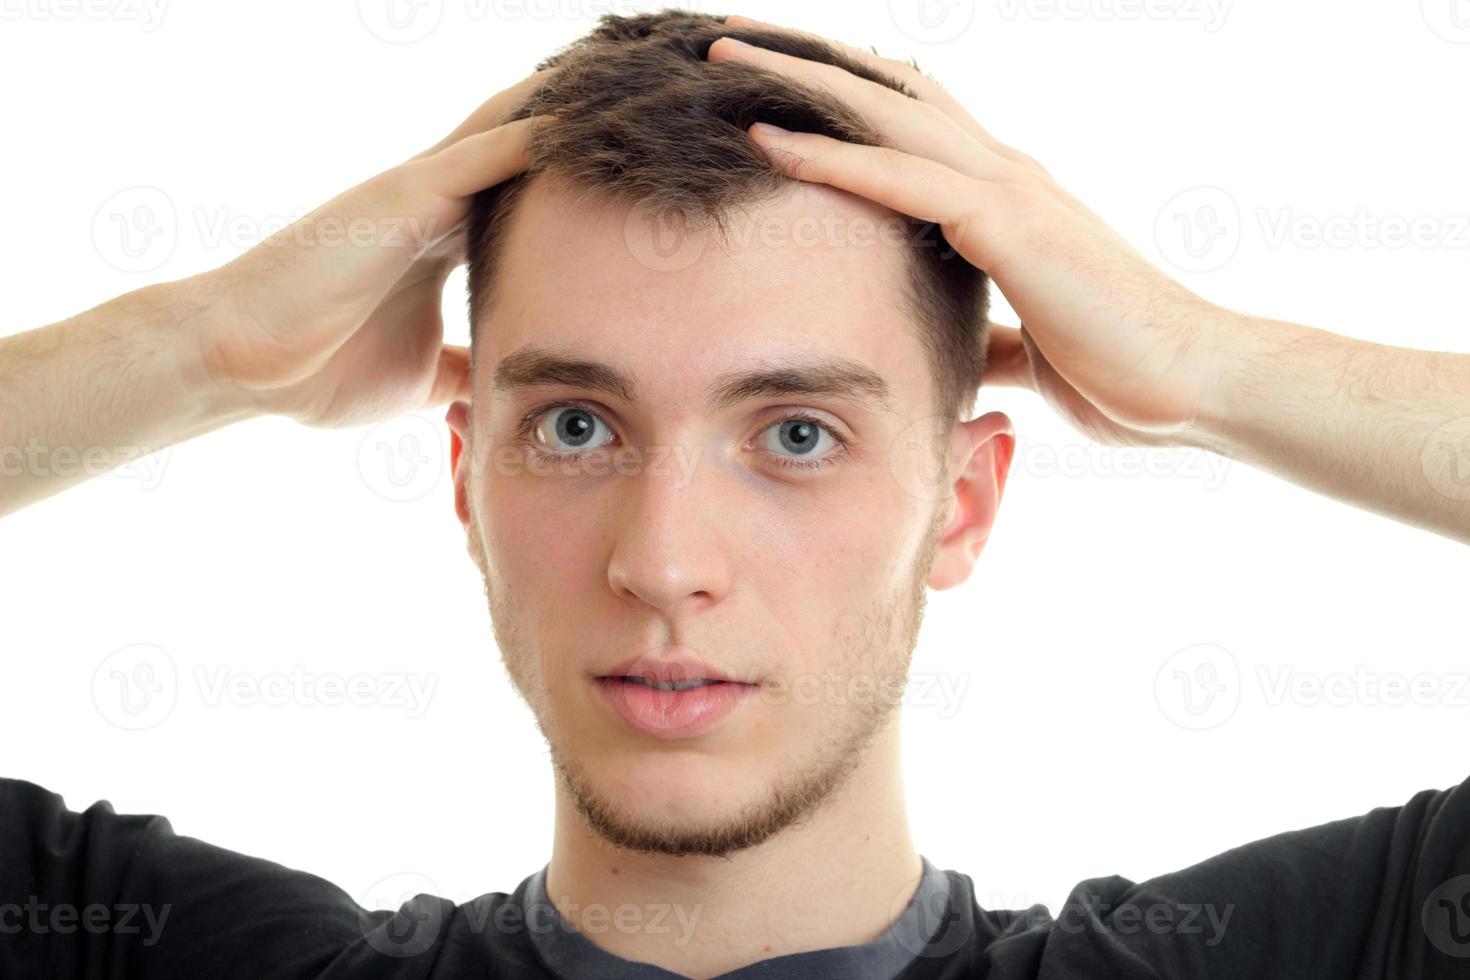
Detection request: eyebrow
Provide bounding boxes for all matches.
[491,344,895,413]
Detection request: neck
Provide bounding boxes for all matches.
[543,717,920,979]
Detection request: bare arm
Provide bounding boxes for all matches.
[0,281,247,514]
[1192,314,1470,543]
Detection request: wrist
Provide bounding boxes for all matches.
[1179,307,1277,458]
[1182,309,1366,461]
[143,275,263,432]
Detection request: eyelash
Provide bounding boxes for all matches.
[514,399,851,473]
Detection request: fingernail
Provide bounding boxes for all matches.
[750,122,790,138]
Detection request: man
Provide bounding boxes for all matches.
[2,9,1468,979]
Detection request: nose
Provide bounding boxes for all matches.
[606,447,733,615]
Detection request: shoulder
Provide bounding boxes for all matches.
[926,773,1470,979]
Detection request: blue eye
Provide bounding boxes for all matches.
[533,407,613,453]
[764,417,834,458]
[517,403,848,473]
[760,416,841,463]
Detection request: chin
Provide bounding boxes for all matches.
[596,741,760,818]
[554,739,795,858]
[552,723,866,859]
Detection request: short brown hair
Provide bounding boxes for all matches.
[466,10,989,420]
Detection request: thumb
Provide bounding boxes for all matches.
[422,344,471,409]
[981,322,1034,389]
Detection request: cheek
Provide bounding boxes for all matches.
[803,465,924,573]
[475,473,617,696]
[479,471,610,588]
[742,471,926,649]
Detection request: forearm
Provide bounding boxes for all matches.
[0,278,254,517]
[1190,312,1470,544]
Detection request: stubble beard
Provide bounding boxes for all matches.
[471,495,948,859]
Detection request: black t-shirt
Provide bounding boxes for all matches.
[4,774,1470,978]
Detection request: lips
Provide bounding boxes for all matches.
[598,648,748,686]
[594,645,758,739]
[619,676,724,692]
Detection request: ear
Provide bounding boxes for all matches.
[445,400,479,564]
[928,411,1015,591]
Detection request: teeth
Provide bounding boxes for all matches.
[624,677,715,692]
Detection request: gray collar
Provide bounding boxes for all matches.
[523,855,953,980]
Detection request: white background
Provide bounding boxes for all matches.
[2,0,1468,918]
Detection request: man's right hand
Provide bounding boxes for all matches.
[184,73,549,428]
[0,73,547,516]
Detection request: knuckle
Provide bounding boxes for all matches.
[1003,173,1048,210]
[874,143,908,170]
[878,53,924,86]
[1014,150,1051,178]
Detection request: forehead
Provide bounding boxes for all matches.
[477,175,935,412]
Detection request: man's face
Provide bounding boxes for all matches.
[451,176,985,857]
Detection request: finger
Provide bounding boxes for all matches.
[418,114,544,200]
[710,37,1011,183]
[234,117,544,345]
[980,323,1034,389]
[719,15,1014,156]
[322,116,542,278]
[411,69,556,162]
[423,344,472,408]
[746,123,1015,272]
